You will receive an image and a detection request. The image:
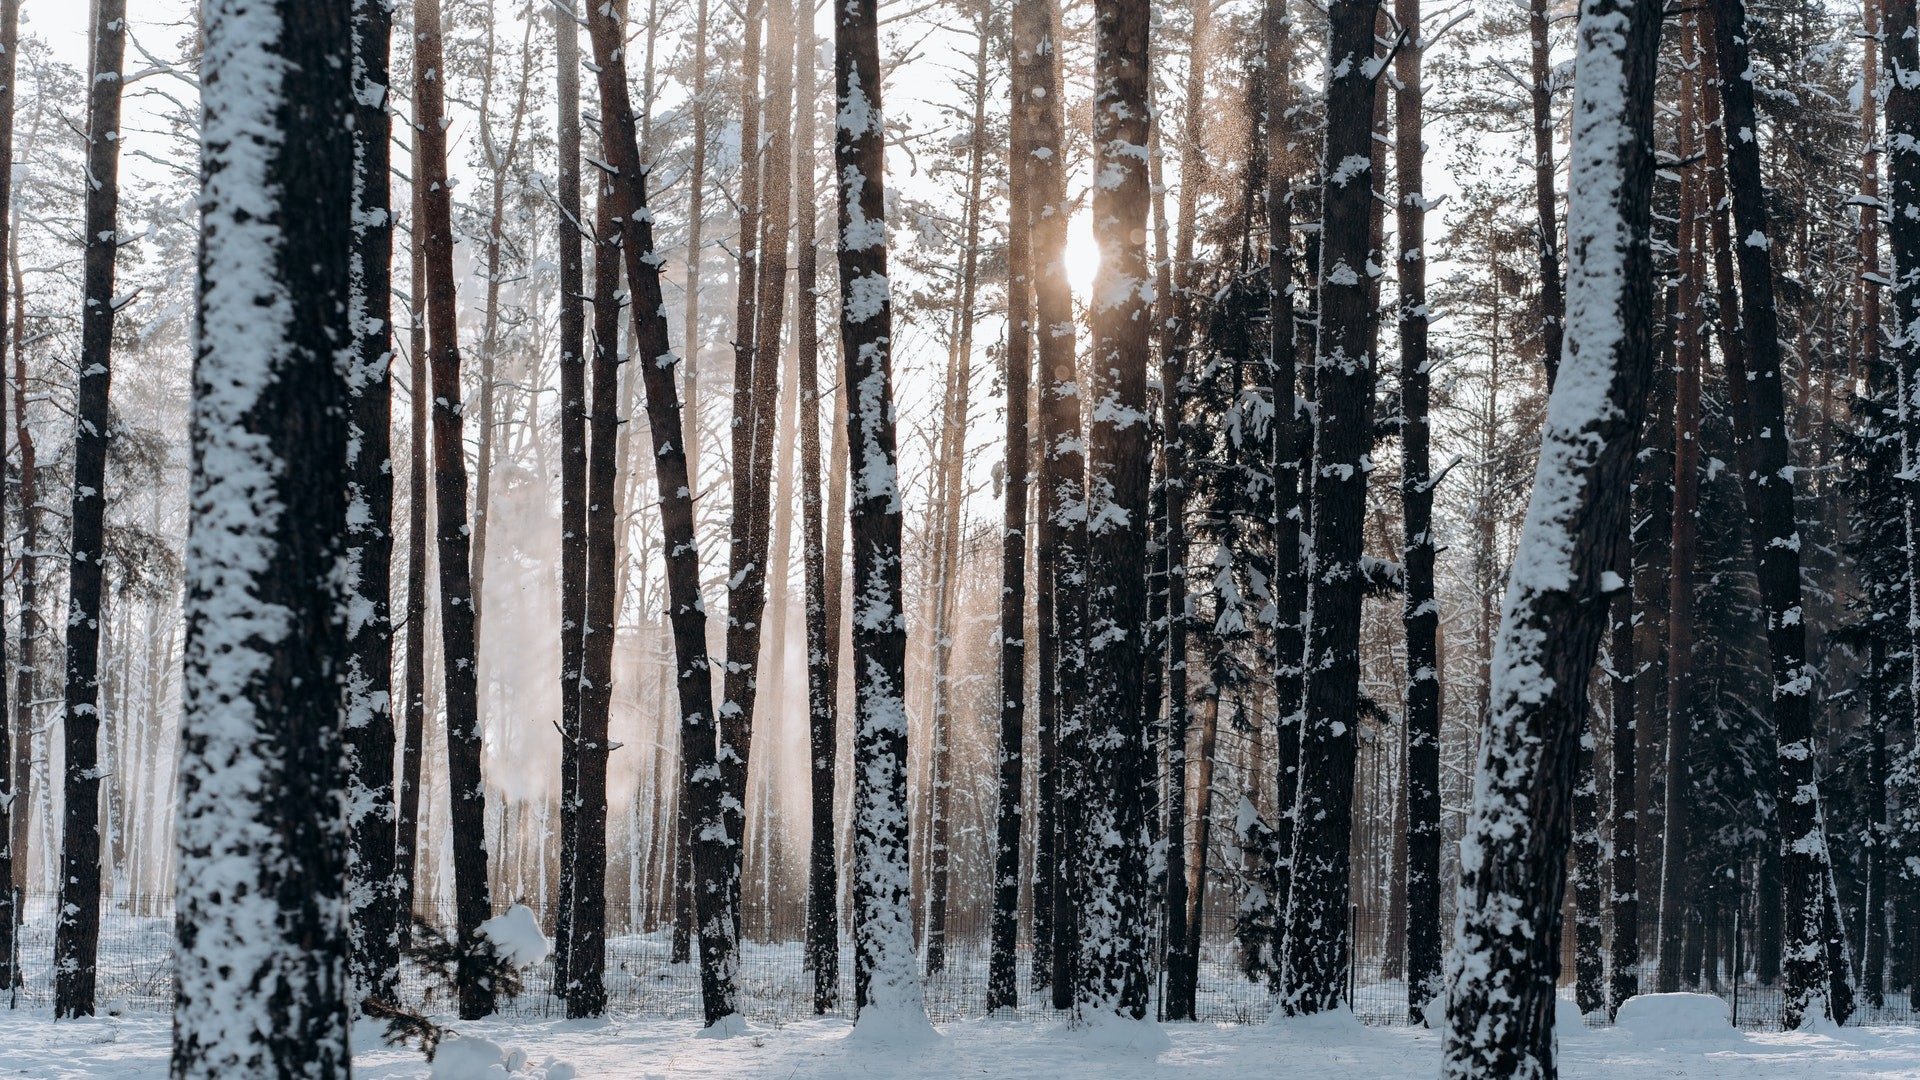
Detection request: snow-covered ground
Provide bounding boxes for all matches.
[4,1003,1919,1078]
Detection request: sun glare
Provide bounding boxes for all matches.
[1064,209,1100,300]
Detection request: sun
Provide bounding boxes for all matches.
[1064,209,1100,299]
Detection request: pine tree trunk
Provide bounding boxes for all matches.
[174,1,355,1069]
[1859,0,1888,1012]
[53,0,127,1018]
[834,0,929,1030]
[1265,0,1306,941]
[1708,0,1843,1028]
[1607,490,1639,1017]
[0,0,17,995]
[1392,0,1441,1022]
[554,0,589,1000]
[1016,0,1085,1008]
[568,147,623,1019]
[1659,19,1705,992]
[1528,0,1564,386]
[8,249,33,920]
[1277,0,1380,1015]
[1439,0,1661,1068]
[793,4,840,1012]
[395,176,431,954]
[345,0,399,1010]
[413,0,497,1019]
[583,0,742,1026]
[991,0,1038,1012]
[1076,0,1153,1024]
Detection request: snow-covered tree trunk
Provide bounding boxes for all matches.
[793,4,840,1014]
[174,0,356,1071]
[1017,0,1085,1006]
[1439,0,1661,1069]
[553,0,588,1004]
[1277,0,1381,1016]
[834,0,930,1036]
[0,0,17,995]
[1076,0,1154,1026]
[582,0,742,1028]
[1707,0,1844,1028]
[344,0,399,1011]
[991,0,1035,1011]
[412,0,496,1019]
[54,0,128,1019]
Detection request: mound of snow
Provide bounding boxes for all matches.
[478,904,551,969]
[430,1035,576,1079]
[846,1002,941,1047]
[1267,1004,1368,1042]
[1057,1008,1170,1053]
[1614,993,1733,1043]
[1555,996,1588,1036]
[694,1013,755,1040]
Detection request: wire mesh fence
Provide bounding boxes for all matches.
[4,891,1914,1031]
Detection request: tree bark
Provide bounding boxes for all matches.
[54,0,128,1018]
[1439,0,1661,1068]
[583,0,743,1026]
[173,0,355,1069]
[1277,0,1380,1015]
[1077,0,1154,1024]
[414,0,496,1019]
[554,0,589,1000]
[1607,489,1639,1017]
[1528,0,1564,386]
[345,0,399,1010]
[834,0,930,1031]
[1392,0,1441,1022]
[395,174,430,954]
[990,0,1034,1012]
[0,0,17,994]
[1709,0,1846,1028]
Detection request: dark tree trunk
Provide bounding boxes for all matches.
[1709,0,1845,1028]
[1528,0,1564,385]
[583,0,743,1026]
[413,0,496,1019]
[1076,0,1153,1024]
[1277,0,1379,1015]
[9,250,37,935]
[567,144,622,1019]
[1572,727,1605,1014]
[1017,0,1085,1009]
[991,0,1035,1012]
[345,0,399,1010]
[173,0,355,1070]
[54,0,128,1019]
[1265,0,1306,944]
[1860,0,1889,1015]
[793,3,840,1017]
[0,0,18,995]
[1439,0,1662,1068]
[834,0,928,1027]
[1607,473,1639,1017]
[395,176,430,953]
[1392,0,1441,1022]
[554,0,589,1001]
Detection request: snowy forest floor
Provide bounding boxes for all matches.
[5,1008,1920,1078]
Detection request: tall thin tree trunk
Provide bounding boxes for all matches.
[414,0,496,1019]
[1077,0,1154,1024]
[682,0,710,484]
[173,1,355,1069]
[794,2,840,1012]
[554,0,589,1000]
[1858,0,1888,1011]
[1528,0,1564,386]
[0,0,18,994]
[834,0,930,1031]
[345,0,399,1010]
[1708,0,1846,1027]
[1393,0,1441,1022]
[990,27,1032,1000]
[54,0,128,1018]
[395,176,431,951]
[1277,0,1379,1015]
[1440,0,1661,1068]
[583,0,743,1026]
